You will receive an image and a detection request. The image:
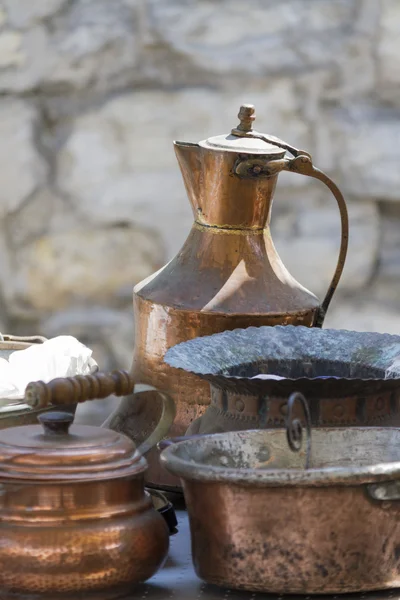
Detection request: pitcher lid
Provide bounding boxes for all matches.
[199,104,286,156]
[0,411,145,482]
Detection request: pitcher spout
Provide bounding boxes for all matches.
[174,141,202,216]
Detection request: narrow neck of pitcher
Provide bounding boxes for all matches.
[175,143,280,229]
[193,173,277,229]
[193,199,274,231]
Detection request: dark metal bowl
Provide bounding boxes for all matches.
[165,326,400,429]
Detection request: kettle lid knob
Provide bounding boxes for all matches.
[201,103,285,155]
[38,411,74,436]
[233,104,256,135]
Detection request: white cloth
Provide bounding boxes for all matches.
[0,336,95,404]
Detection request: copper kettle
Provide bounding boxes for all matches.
[130,103,349,490]
[0,370,173,599]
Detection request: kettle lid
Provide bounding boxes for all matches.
[199,104,286,156]
[0,411,145,482]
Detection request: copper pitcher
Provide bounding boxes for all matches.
[131,103,348,490]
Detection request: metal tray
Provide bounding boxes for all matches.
[125,510,400,600]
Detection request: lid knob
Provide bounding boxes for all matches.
[38,411,74,436]
[232,104,256,136]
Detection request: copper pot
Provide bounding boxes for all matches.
[131,103,348,490]
[0,371,173,600]
[161,424,400,594]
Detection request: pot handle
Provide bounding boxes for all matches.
[24,370,176,457]
[367,480,400,502]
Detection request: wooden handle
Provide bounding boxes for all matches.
[24,370,134,409]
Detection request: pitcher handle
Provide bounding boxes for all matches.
[234,130,349,327]
[283,155,349,327]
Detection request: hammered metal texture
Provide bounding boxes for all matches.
[0,477,169,598]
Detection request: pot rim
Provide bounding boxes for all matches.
[160,428,400,488]
[164,325,400,384]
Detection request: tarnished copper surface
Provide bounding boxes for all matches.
[0,410,170,599]
[185,386,400,435]
[115,509,400,600]
[131,103,348,489]
[161,427,400,594]
[183,482,400,594]
[132,296,315,489]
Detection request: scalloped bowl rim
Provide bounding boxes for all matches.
[164,325,400,383]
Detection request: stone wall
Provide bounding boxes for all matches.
[0,0,399,422]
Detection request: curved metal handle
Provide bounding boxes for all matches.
[235,129,349,327]
[283,155,349,327]
[286,392,312,469]
[367,480,400,502]
[102,385,176,457]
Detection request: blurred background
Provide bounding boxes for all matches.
[0,0,398,421]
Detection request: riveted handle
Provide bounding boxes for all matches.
[232,123,349,326]
[38,411,74,436]
[25,370,134,409]
[279,154,348,326]
[367,480,400,502]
